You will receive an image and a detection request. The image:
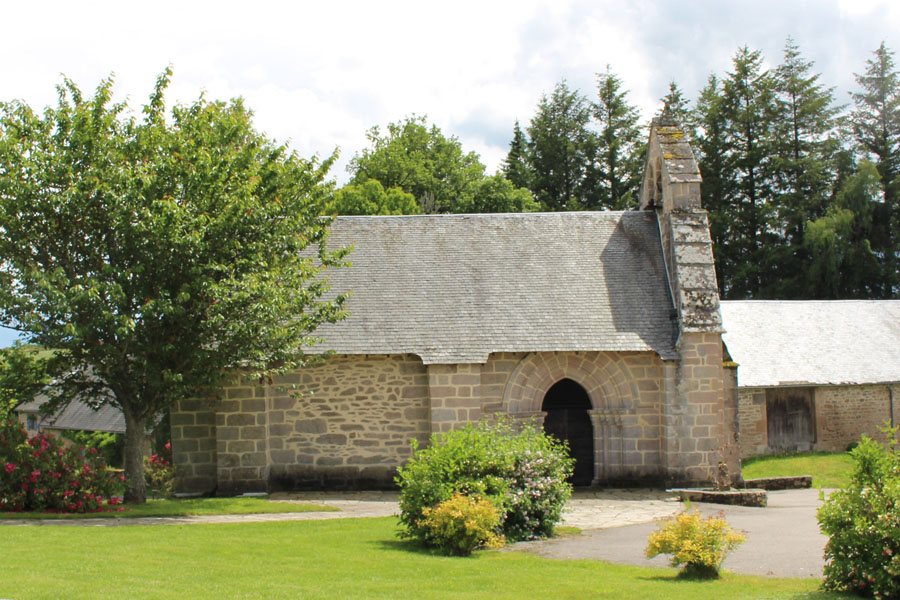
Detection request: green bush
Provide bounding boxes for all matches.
[0,419,121,513]
[645,510,746,578]
[817,431,900,599]
[396,418,573,545]
[420,493,505,556]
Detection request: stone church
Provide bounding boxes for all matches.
[172,119,740,495]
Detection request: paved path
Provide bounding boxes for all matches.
[0,488,828,579]
[513,488,828,579]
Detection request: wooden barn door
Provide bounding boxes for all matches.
[542,379,594,486]
[766,387,815,452]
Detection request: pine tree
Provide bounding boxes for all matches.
[694,74,733,297]
[769,37,842,297]
[502,120,532,190]
[591,66,644,210]
[850,42,900,296]
[526,81,595,211]
[657,81,696,140]
[720,47,780,298]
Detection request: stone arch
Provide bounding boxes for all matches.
[501,351,637,416]
[501,352,637,484]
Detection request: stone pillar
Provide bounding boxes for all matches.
[427,363,483,434]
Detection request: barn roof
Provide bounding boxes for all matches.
[17,398,125,434]
[311,211,678,364]
[721,300,900,387]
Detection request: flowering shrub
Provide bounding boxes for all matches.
[420,493,505,556]
[645,510,746,578]
[0,419,121,513]
[144,442,175,499]
[396,419,573,545]
[818,431,900,599]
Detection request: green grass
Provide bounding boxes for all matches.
[0,517,845,600]
[0,497,335,519]
[741,451,854,488]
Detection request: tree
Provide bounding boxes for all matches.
[526,81,596,211]
[719,47,779,298]
[805,162,885,298]
[850,42,900,295]
[348,115,485,213]
[0,70,349,503]
[769,37,842,297]
[502,120,531,190]
[591,66,644,210]
[454,173,539,214]
[694,74,733,297]
[657,81,696,140]
[327,180,419,215]
[0,345,57,421]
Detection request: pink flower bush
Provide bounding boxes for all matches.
[0,419,120,513]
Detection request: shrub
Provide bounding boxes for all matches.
[396,418,573,545]
[144,441,175,499]
[817,431,900,599]
[0,419,121,513]
[419,493,505,556]
[645,510,746,578]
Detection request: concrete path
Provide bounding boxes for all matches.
[513,488,828,579]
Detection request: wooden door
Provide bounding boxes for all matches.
[542,379,594,486]
[766,387,815,452]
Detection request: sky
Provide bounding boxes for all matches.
[1,0,898,348]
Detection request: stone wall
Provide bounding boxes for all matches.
[171,397,218,494]
[175,349,708,494]
[737,388,767,457]
[814,384,899,451]
[738,383,900,457]
[661,332,733,485]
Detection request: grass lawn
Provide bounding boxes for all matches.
[0,497,335,520]
[0,517,847,600]
[741,451,854,488]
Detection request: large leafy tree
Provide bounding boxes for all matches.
[327,180,419,216]
[525,81,596,211]
[592,66,644,210]
[0,345,57,421]
[348,115,485,214]
[805,161,885,297]
[0,71,349,503]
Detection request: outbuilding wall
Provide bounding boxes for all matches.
[738,383,900,457]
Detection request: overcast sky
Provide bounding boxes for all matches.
[1,0,898,348]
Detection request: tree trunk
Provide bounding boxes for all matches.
[122,407,149,505]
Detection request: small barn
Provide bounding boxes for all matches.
[172,119,740,494]
[721,300,900,457]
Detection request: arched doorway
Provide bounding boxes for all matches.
[542,379,594,486]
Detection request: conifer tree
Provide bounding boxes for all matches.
[592,66,644,210]
[850,42,900,296]
[719,47,780,298]
[502,120,532,190]
[526,81,595,211]
[770,37,842,296]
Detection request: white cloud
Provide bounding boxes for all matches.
[2,0,899,185]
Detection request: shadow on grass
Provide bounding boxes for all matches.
[372,538,440,556]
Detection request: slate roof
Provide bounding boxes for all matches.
[311,211,678,364]
[17,397,125,434]
[720,300,900,387]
